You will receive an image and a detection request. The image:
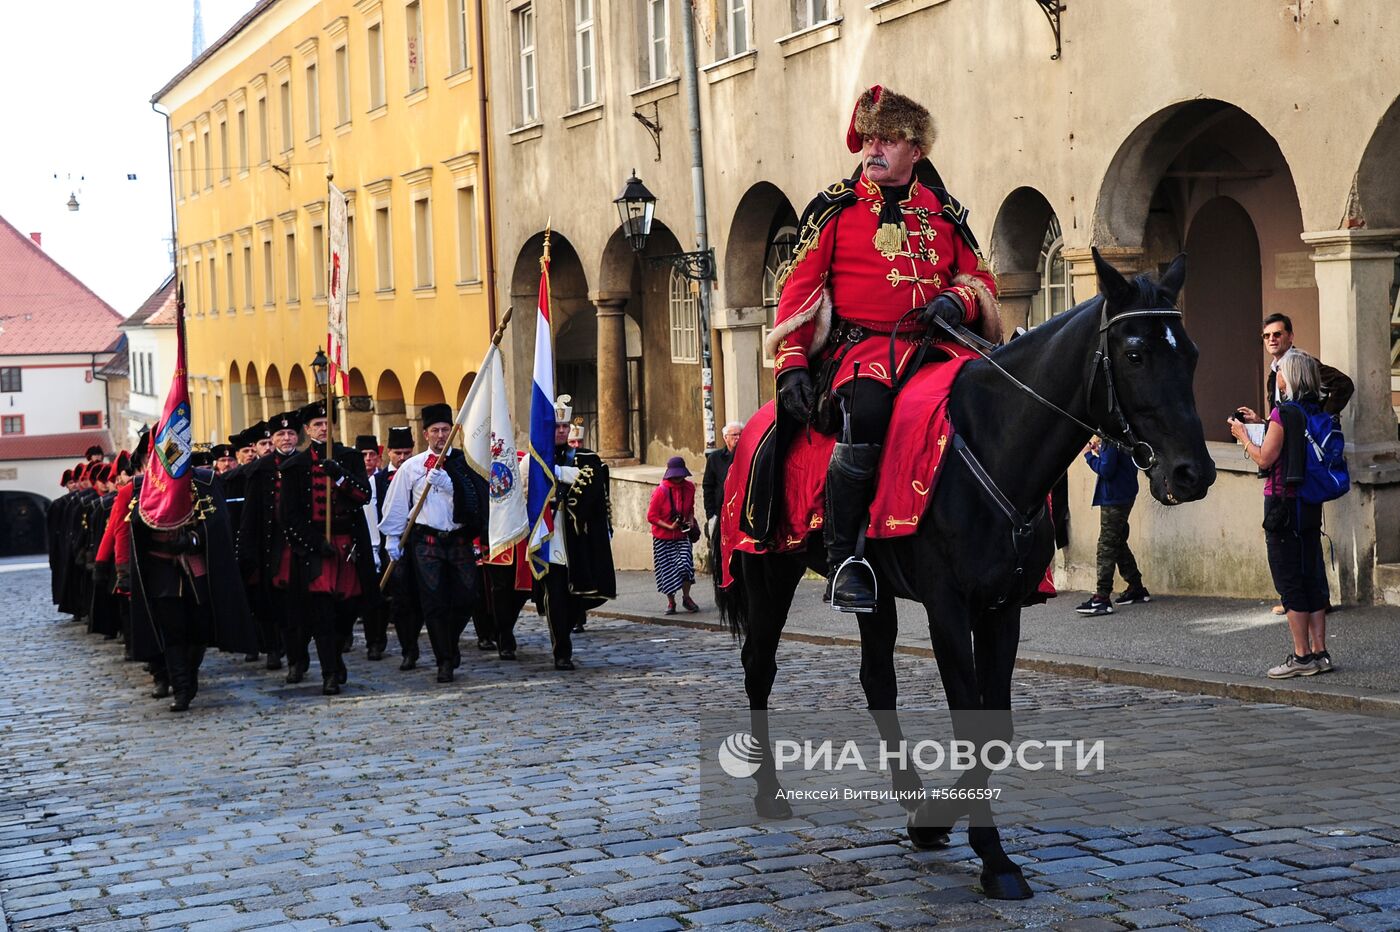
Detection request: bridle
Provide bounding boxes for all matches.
[930,298,1183,472]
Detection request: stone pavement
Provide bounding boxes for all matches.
[3,561,1400,931]
[599,570,1400,714]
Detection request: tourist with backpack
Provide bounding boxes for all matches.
[1230,350,1346,678]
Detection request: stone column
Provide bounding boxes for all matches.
[244,381,262,423]
[1301,228,1400,602]
[713,304,767,425]
[261,386,283,421]
[592,292,633,461]
[1061,245,1144,307]
[992,270,1042,333]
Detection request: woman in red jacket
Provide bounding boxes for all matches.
[647,456,700,615]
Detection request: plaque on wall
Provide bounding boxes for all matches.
[1275,252,1315,290]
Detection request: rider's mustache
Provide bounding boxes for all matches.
[866,155,888,170]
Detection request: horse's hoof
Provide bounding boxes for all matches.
[891,768,924,811]
[753,791,793,821]
[980,868,1033,901]
[905,811,950,850]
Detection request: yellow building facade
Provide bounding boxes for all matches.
[155,0,494,448]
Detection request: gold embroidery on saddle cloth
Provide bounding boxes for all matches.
[885,515,919,530]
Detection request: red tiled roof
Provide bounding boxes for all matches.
[97,337,130,378]
[0,214,123,356]
[123,275,177,328]
[0,430,114,462]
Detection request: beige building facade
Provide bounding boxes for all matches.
[488,0,1400,601]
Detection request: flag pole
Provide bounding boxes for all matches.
[325,160,336,541]
[378,305,516,590]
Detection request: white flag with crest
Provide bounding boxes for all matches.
[460,343,529,557]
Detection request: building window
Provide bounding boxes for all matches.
[242,243,254,309]
[456,185,478,282]
[335,45,351,125]
[719,0,749,57]
[572,0,596,108]
[412,195,433,288]
[1,415,23,435]
[793,0,831,30]
[0,367,20,393]
[174,146,184,198]
[193,258,203,314]
[375,203,394,291]
[279,81,293,152]
[312,221,327,298]
[668,267,699,363]
[237,109,248,172]
[761,225,797,366]
[285,227,299,302]
[202,128,212,188]
[448,0,470,73]
[209,253,219,313]
[257,96,269,162]
[79,411,102,430]
[515,5,536,124]
[262,236,275,305]
[645,0,669,84]
[225,247,235,312]
[346,213,358,294]
[218,119,230,181]
[1030,215,1070,327]
[406,1,426,91]
[368,22,386,109]
[305,62,320,139]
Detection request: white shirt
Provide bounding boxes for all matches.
[378,449,460,542]
[362,472,383,568]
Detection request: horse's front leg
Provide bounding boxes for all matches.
[738,553,806,819]
[964,601,1032,900]
[857,598,924,810]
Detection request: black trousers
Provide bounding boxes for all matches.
[834,378,895,445]
[484,564,531,653]
[247,582,282,658]
[468,563,497,644]
[387,563,421,659]
[151,592,207,701]
[306,593,346,680]
[411,529,477,668]
[274,588,311,671]
[539,566,580,662]
[361,591,390,654]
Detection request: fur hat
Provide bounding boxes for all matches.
[354,434,380,453]
[297,400,330,426]
[386,426,414,450]
[211,444,234,460]
[61,468,73,486]
[845,85,934,154]
[115,451,132,475]
[269,411,302,434]
[420,403,453,429]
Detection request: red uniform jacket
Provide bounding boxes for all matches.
[767,172,999,390]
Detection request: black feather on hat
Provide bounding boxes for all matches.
[421,403,453,429]
[386,426,414,450]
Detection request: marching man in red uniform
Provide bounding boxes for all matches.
[766,85,1001,613]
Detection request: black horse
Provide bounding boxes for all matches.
[722,249,1216,900]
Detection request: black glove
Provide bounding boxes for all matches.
[919,293,964,330]
[169,529,200,554]
[113,569,132,595]
[777,368,816,423]
[320,459,347,481]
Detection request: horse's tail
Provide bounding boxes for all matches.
[715,545,747,640]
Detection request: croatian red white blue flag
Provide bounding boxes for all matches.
[525,240,557,578]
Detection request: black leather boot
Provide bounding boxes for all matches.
[187,646,205,699]
[165,648,192,712]
[825,443,881,613]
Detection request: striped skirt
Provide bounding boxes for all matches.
[652,536,695,595]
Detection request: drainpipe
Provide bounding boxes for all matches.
[681,0,716,451]
[473,0,499,336]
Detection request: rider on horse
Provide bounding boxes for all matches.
[766,85,1002,613]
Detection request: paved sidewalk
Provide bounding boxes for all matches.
[599,571,1400,715]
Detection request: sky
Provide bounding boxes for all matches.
[0,1,254,315]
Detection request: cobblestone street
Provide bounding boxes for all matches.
[3,561,1400,931]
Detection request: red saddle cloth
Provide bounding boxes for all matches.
[720,346,977,587]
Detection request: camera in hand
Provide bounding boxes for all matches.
[1228,409,1248,423]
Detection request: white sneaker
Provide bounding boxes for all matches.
[1266,654,1318,678]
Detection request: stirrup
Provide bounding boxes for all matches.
[831,555,878,614]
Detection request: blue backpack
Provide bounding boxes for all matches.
[1285,402,1350,504]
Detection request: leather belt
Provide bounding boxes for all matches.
[831,316,928,342]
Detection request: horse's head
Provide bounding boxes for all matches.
[1093,247,1216,505]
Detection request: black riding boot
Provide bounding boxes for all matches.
[187,645,206,699]
[825,443,881,613]
[165,648,193,712]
